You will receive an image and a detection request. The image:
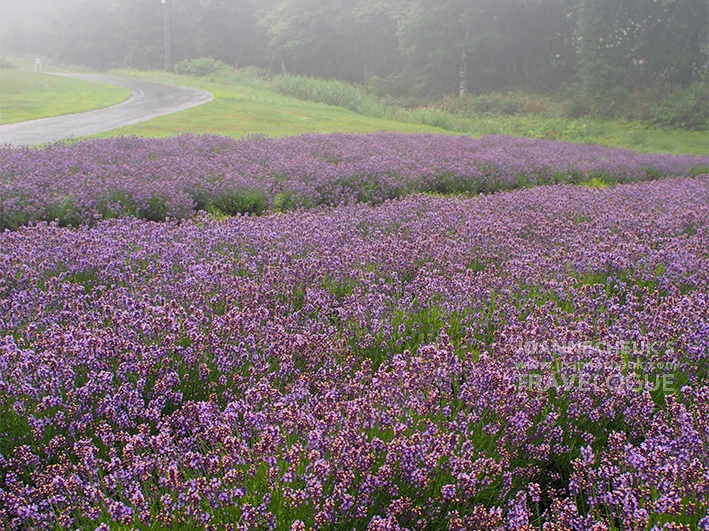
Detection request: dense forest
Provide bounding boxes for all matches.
[1,0,707,112]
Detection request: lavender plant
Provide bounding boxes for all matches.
[1,176,707,530]
[1,133,707,230]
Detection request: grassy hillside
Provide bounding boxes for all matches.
[0,70,131,124]
[101,70,447,138]
[108,69,708,155]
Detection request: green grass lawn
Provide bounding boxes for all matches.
[456,113,709,155]
[0,69,131,124]
[101,70,447,138]
[105,69,708,155]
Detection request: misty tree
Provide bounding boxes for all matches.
[0,0,56,59]
[391,0,575,96]
[577,0,708,114]
[470,0,577,92]
[175,0,266,67]
[343,0,401,84]
[394,0,495,97]
[0,0,705,105]
[53,0,125,70]
[260,0,345,76]
[259,0,399,83]
[634,0,708,89]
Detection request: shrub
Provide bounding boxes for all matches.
[0,57,17,69]
[234,66,273,81]
[407,108,461,130]
[651,80,709,131]
[467,93,521,115]
[434,94,473,115]
[368,73,413,99]
[432,91,566,118]
[565,95,592,119]
[175,57,230,77]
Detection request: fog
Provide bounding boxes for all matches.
[1,0,706,106]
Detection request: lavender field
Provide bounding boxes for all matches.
[1,142,708,531]
[1,133,707,230]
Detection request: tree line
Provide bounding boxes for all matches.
[2,0,707,104]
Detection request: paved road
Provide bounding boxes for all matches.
[0,74,213,146]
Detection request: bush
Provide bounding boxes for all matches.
[233,66,273,81]
[564,97,591,119]
[175,57,230,77]
[431,91,566,118]
[434,94,473,114]
[467,93,521,115]
[407,108,462,130]
[0,57,17,69]
[651,80,709,131]
[369,73,412,99]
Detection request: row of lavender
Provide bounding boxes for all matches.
[1,133,708,230]
[1,177,708,530]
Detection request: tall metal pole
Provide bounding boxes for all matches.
[162,0,174,73]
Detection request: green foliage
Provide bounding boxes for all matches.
[0,57,16,69]
[436,92,566,117]
[232,66,273,82]
[576,0,708,117]
[212,189,267,216]
[174,57,230,77]
[651,80,709,132]
[466,93,523,116]
[260,0,398,84]
[179,0,267,68]
[369,73,418,101]
[273,191,297,212]
[271,75,382,114]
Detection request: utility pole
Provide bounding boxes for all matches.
[162,0,174,73]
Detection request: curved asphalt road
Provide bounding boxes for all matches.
[0,74,213,147]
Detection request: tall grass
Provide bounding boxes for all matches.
[232,71,646,143]
[269,75,469,132]
[270,75,391,116]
